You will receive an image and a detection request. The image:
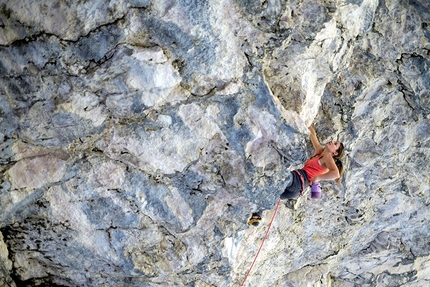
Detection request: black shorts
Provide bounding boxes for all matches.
[280,170,309,199]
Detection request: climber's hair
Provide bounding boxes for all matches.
[334,158,344,184]
[334,142,344,159]
[334,143,344,184]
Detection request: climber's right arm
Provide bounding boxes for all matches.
[308,125,324,154]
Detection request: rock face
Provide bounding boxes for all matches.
[0,0,429,286]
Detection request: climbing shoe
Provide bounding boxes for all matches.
[248,213,261,226]
[284,199,295,210]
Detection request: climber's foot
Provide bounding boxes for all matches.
[284,199,295,210]
[248,213,261,226]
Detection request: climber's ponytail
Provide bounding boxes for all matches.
[334,143,344,184]
[334,158,343,184]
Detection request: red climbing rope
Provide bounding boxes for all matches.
[239,198,282,286]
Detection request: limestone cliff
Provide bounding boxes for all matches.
[0,0,429,286]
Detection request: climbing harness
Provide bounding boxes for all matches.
[239,198,281,286]
[293,170,305,196]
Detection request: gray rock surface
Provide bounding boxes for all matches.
[0,0,429,286]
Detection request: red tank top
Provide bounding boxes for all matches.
[302,154,328,183]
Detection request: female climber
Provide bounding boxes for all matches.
[248,125,345,226]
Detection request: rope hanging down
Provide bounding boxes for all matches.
[239,198,282,286]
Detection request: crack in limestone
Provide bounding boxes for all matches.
[0,10,128,48]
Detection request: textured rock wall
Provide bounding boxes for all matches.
[0,0,429,286]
